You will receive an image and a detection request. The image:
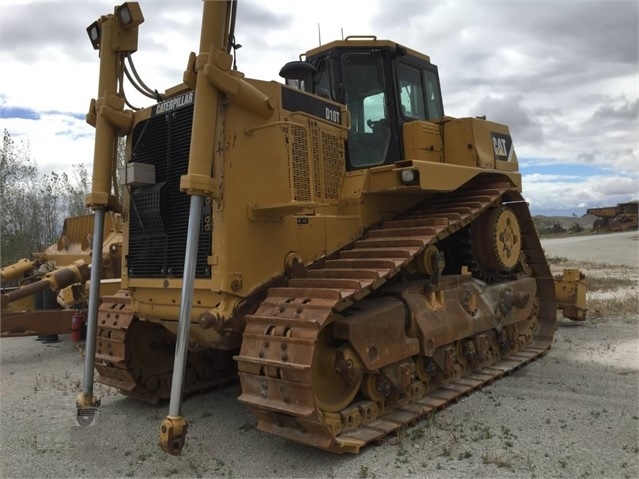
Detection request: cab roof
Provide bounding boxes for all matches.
[305,36,431,63]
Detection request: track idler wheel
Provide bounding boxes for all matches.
[129,321,175,378]
[311,332,363,412]
[472,206,521,272]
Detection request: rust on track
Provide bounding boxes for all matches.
[92,175,556,453]
[236,176,556,453]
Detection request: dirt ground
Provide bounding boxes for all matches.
[1,233,637,479]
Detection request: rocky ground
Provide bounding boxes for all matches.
[1,233,637,479]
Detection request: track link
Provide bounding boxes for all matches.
[94,291,237,404]
[235,176,557,453]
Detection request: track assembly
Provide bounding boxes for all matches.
[93,179,555,454]
[235,177,556,453]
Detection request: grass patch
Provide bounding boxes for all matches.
[588,293,639,317]
[585,276,637,292]
[482,452,513,469]
[546,255,571,265]
[547,256,635,271]
[470,424,493,441]
[409,425,425,440]
[358,465,376,478]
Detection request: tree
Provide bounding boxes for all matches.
[0,130,40,265]
[65,164,92,218]
[38,171,68,247]
[0,130,117,267]
[0,131,95,267]
[0,129,37,187]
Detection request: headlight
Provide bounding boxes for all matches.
[400,169,417,184]
[86,21,101,50]
[116,2,144,29]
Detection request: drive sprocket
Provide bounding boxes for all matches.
[472,205,521,273]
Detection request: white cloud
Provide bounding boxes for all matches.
[1,113,94,173]
[1,0,637,214]
[523,174,638,213]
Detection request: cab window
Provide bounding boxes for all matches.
[397,62,426,120]
[314,58,334,100]
[424,69,443,119]
[342,53,390,168]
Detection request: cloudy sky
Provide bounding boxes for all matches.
[1,0,637,215]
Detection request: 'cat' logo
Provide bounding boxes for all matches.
[493,137,507,156]
[490,132,513,162]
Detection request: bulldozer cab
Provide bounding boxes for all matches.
[281,37,444,170]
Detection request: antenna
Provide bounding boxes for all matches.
[318,23,321,46]
[341,28,344,40]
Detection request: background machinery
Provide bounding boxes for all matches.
[0,213,122,339]
[587,201,638,232]
[78,0,585,455]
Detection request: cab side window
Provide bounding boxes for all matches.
[424,70,443,120]
[314,58,334,100]
[397,62,426,120]
[396,61,443,121]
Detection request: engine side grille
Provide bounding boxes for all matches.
[284,124,312,202]
[310,122,322,203]
[286,122,344,205]
[320,131,344,202]
[127,105,211,278]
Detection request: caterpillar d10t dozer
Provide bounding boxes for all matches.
[79,0,576,455]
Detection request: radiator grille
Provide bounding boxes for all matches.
[127,105,211,278]
[320,131,343,201]
[311,122,322,203]
[286,122,344,204]
[286,125,312,202]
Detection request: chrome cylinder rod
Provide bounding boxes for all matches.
[82,207,105,394]
[76,206,105,426]
[168,194,203,416]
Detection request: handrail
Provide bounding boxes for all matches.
[244,120,307,136]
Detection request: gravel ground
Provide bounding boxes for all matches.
[540,230,638,266]
[1,233,638,479]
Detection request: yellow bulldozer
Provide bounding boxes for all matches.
[0,213,122,339]
[75,0,587,455]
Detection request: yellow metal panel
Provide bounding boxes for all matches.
[325,216,362,255]
[367,160,521,193]
[443,118,519,171]
[443,119,477,167]
[341,170,367,199]
[471,119,518,169]
[305,38,430,62]
[296,215,327,262]
[368,164,402,192]
[402,121,443,163]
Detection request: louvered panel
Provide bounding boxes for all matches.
[127,102,211,278]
